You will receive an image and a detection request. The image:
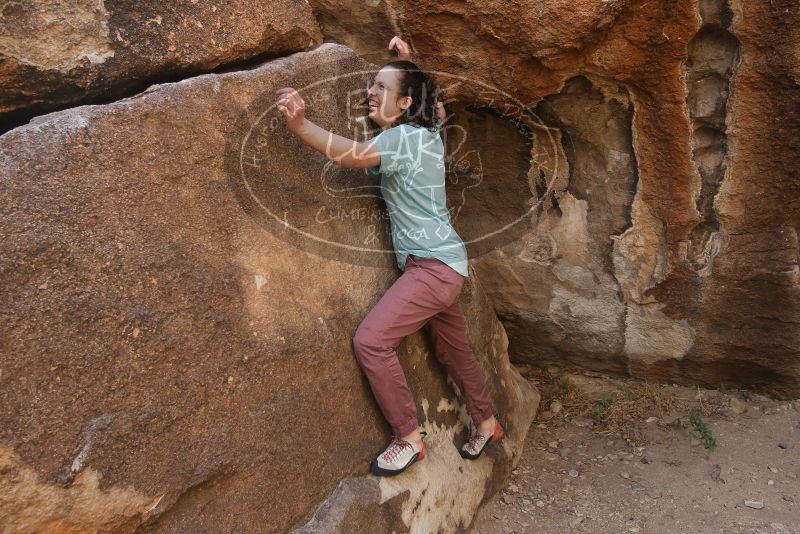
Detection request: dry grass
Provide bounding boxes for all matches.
[522,364,730,447]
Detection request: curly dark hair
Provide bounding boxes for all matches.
[372,60,442,133]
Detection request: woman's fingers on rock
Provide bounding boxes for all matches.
[292,100,304,115]
[389,35,410,54]
[276,88,302,105]
[276,87,304,123]
[277,94,303,108]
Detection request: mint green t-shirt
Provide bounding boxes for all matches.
[368,123,469,277]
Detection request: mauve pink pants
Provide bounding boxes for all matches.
[353,254,495,437]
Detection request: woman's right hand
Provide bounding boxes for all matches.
[389,36,412,61]
[275,87,306,135]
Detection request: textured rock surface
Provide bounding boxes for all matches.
[0,0,322,125]
[0,43,537,532]
[307,0,800,397]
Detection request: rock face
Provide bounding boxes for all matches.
[3,0,799,529]
[0,43,538,532]
[307,0,800,397]
[0,0,322,126]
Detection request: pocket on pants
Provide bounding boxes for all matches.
[445,275,465,307]
[430,266,464,309]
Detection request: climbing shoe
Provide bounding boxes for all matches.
[460,420,504,460]
[370,432,427,477]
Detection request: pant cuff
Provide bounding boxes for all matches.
[395,415,420,437]
[471,406,496,428]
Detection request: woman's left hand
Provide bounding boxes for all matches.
[389,36,413,61]
[276,87,306,134]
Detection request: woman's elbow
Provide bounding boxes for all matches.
[328,142,380,169]
[337,154,380,169]
[331,157,366,169]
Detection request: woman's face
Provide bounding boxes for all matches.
[368,67,411,129]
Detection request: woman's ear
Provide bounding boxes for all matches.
[399,95,413,111]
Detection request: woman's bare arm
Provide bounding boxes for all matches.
[389,36,447,125]
[276,87,380,169]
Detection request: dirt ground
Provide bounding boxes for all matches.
[472,367,800,534]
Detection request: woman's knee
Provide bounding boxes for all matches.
[353,324,377,357]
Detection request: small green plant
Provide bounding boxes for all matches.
[689,407,717,451]
[590,394,615,424]
[717,383,730,395]
[536,361,556,371]
[535,361,563,382]
[670,418,687,430]
[624,390,641,402]
[559,377,576,392]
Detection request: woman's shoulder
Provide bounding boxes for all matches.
[372,124,439,147]
[389,123,417,133]
[373,123,416,141]
[392,123,440,137]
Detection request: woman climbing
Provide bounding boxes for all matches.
[276,36,503,477]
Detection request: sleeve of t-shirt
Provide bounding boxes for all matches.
[366,125,404,176]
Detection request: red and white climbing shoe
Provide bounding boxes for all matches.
[370,432,427,477]
[460,420,504,460]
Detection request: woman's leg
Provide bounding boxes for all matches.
[426,297,496,430]
[352,259,461,438]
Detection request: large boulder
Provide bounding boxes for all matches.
[0,0,322,124]
[306,0,800,397]
[0,43,538,532]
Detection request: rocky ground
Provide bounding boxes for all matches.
[472,368,800,534]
